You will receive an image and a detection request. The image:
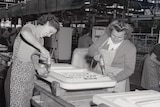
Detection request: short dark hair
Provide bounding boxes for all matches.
[37,14,60,33]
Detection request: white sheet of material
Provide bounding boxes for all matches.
[43,64,117,90]
[93,90,160,107]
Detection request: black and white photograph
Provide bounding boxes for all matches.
[0,0,160,107]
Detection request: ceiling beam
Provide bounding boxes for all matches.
[0,1,16,5]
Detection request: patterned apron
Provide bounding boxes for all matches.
[95,39,126,92]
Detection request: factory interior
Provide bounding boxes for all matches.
[0,0,160,107]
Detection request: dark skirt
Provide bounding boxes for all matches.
[4,64,12,107]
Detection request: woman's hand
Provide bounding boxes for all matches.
[40,47,51,59]
[94,48,102,61]
[36,66,49,78]
[106,72,116,80]
[94,54,101,61]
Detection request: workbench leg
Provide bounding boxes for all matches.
[50,81,65,96]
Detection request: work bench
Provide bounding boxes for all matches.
[31,79,109,107]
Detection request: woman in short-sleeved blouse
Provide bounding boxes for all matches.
[5,14,60,107]
[141,44,160,91]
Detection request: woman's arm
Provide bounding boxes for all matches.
[88,35,108,57]
[2,30,10,38]
[21,27,50,59]
[150,53,160,65]
[31,52,49,77]
[31,52,41,71]
[114,44,137,82]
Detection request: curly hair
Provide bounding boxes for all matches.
[37,14,60,33]
[107,20,133,39]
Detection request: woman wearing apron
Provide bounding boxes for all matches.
[88,20,136,92]
[4,14,60,107]
[141,44,160,91]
